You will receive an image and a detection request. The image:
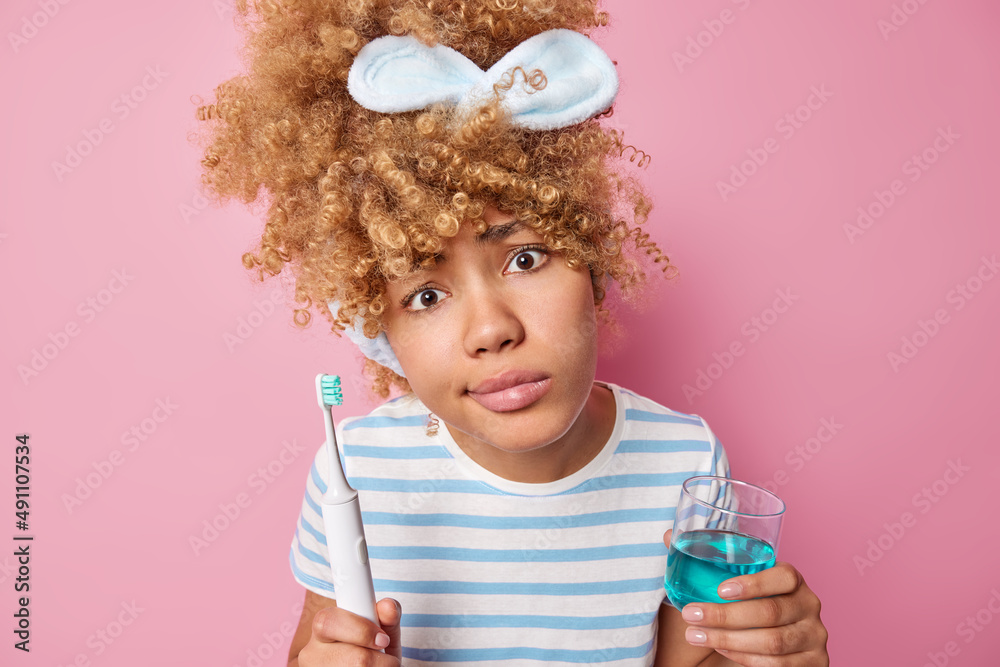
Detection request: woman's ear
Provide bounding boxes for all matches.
[590,270,606,305]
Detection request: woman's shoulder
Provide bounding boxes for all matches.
[607,382,727,473]
[603,381,711,427]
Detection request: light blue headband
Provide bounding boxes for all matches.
[347,28,619,130]
[331,302,407,378]
[335,29,619,375]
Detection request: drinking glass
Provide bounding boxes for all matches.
[664,476,785,608]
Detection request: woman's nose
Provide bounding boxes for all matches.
[462,288,525,357]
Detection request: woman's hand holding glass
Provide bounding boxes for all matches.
[663,477,828,665]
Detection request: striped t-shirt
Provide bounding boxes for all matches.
[289,382,730,666]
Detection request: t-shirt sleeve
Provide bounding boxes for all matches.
[288,436,337,598]
[700,416,732,479]
[697,417,733,528]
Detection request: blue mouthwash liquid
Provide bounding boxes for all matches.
[665,529,776,608]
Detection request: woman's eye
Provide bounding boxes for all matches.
[408,288,447,311]
[508,249,546,273]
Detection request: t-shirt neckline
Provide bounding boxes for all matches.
[432,381,625,496]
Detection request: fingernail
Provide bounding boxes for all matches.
[718,582,742,599]
[682,605,704,622]
[685,627,707,645]
[392,598,402,615]
[375,632,390,648]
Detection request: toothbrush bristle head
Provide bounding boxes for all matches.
[317,374,343,406]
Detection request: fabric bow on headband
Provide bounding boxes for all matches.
[333,29,619,376]
[347,28,619,130]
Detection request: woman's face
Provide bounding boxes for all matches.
[382,205,609,479]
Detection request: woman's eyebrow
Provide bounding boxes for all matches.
[403,218,526,274]
[406,254,443,273]
[475,219,523,247]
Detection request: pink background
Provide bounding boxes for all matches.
[3,1,999,665]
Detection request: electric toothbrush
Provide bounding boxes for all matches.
[315,374,379,625]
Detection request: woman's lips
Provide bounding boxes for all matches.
[467,373,552,412]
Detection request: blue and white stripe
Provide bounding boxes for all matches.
[290,382,730,666]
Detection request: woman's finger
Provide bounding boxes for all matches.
[684,618,826,657]
[681,590,808,630]
[714,561,803,601]
[311,604,391,649]
[376,597,404,659]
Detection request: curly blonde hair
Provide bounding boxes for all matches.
[194,0,672,397]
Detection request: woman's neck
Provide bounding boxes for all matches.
[445,383,617,484]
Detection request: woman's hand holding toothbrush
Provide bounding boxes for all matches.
[295,375,397,664]
[294,596,402,666]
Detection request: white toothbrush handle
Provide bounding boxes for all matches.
[321,497,378,625]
